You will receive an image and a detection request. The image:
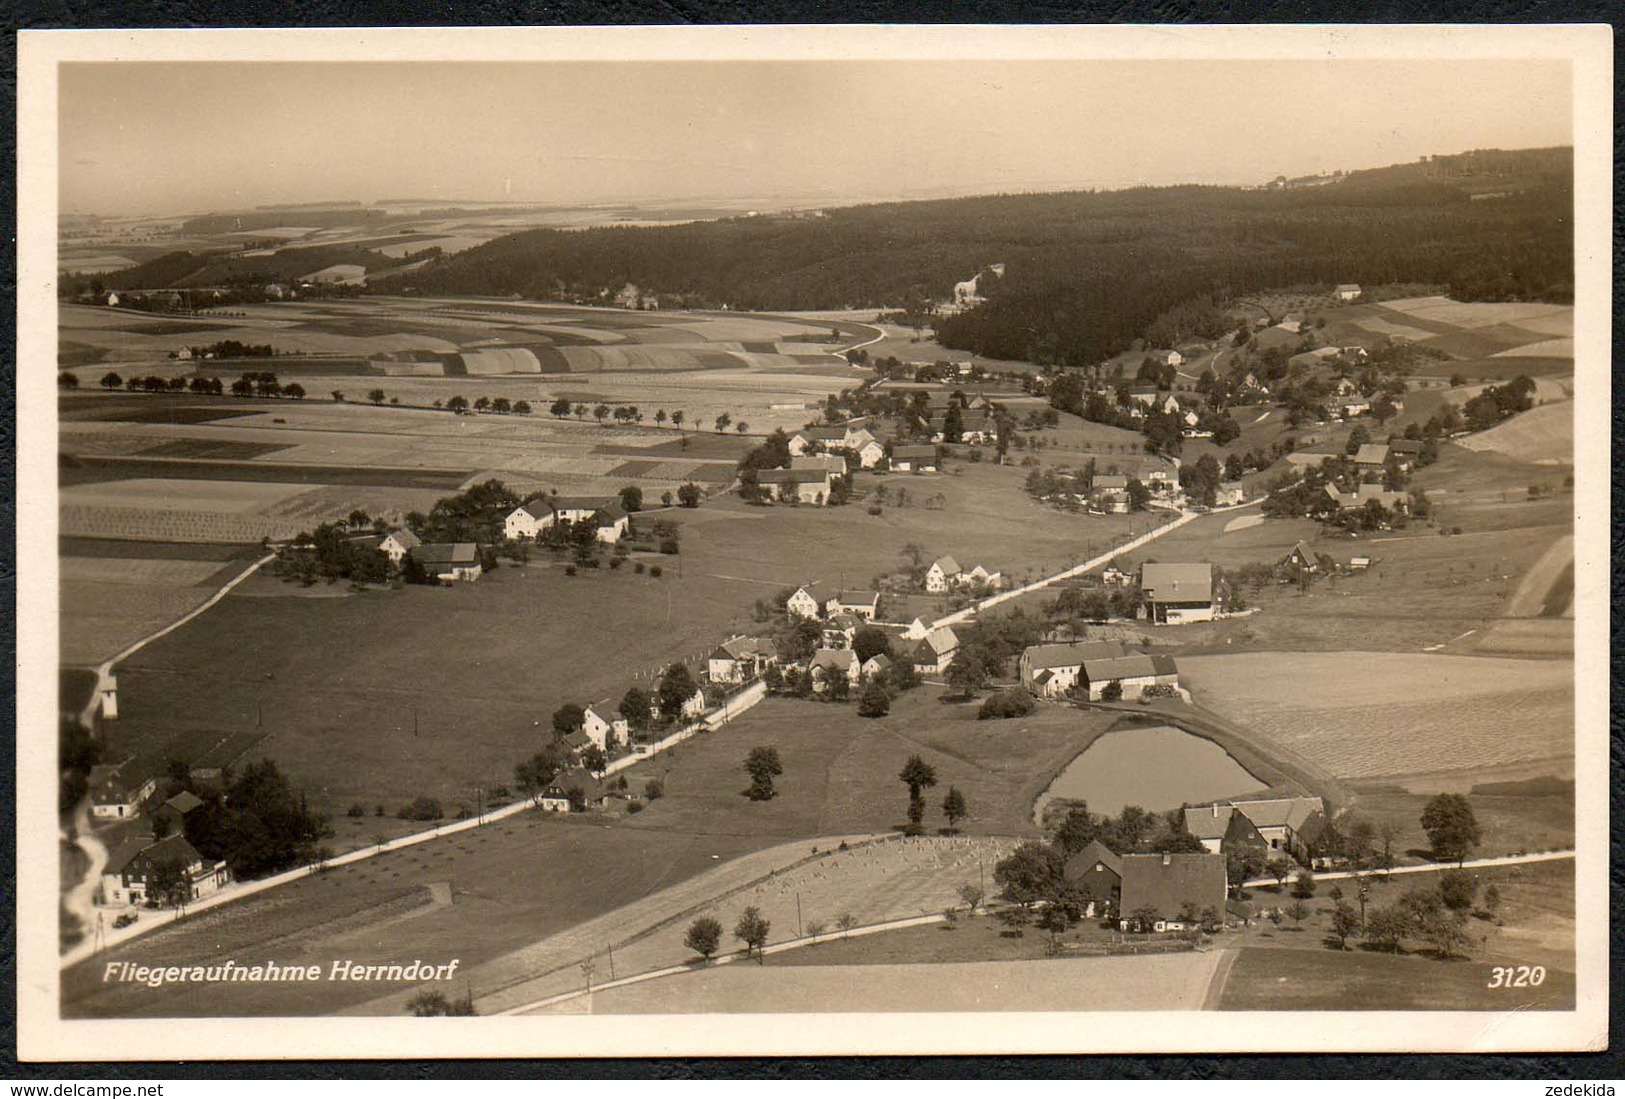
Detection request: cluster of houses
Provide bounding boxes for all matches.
[789,421,885,469]
[1018,639,1180,702]
[1084,465,1220,513]
[922,555,1003,594]
[331,525,486,585]
[101,832,233,909]
[756,453,848,505]
[1065,844,1228,932]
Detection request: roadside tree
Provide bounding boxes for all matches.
[1420,793,1481,864]
[734,906,770,963]
[684,916,723,961]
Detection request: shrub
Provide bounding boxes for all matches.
[626,800,644,815]
[634,562,646,574]
[644,779,664,800]
[347,803,367,818]
[978,689,1036,720]
[649,565,663,578]
[395,796,442,821]
[564,565,577,576]
[1099,681,1124,702]
[659,540,680,555]
[608,557,623,570]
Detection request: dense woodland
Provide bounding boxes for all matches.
[389,148,1571,366]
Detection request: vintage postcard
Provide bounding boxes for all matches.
[15,24,1611,1060]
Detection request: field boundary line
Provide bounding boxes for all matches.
[95,551,276,679]
[1239,848,1574,890]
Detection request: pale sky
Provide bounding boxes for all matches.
[58,59,1573,217]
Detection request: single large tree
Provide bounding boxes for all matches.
[657,663,700,722]
[993,841,1065,909]
[1420,793,1481,865]
[856,678,891,719]
[899,755,938,832]
[942,787,968,832]
[734,906,770,963]
[744,746,783,801]
[684,916,723,961]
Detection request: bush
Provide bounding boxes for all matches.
[659,540,680,555]
[1100,681,1124,702]
[608,557,623,569]
[626,800,644,814]
[649,565,663,578]
[564,565,577,576]
[978,689,1036,720]
[644,779,664,800]
[634,562,646,574]
[347,803,367,818]
[395,796,443,822]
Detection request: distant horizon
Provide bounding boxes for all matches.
[58,59,1571,219]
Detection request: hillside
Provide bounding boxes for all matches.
[394,147,1571,366]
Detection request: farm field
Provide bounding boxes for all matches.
[1176,651,1573,782]
[1456,401,1575,465]
[1320,297,1575,382]
[529,950,1224,1015]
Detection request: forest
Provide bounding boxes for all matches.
[392,147,1571,366]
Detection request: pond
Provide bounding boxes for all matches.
[1034,724,1266,823]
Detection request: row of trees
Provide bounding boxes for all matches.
[546,397,748,434]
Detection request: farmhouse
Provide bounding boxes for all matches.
[534,789,572,814]
[821,613,860,650]
[1019,639,1128,698]
[1324,483,1410,514]
[860,652,893,681]
[514,496,634,544]
[788,425,849,456]
[581,702,629,752]
[88,764,157,821]
[792,453,849,479]
[153,790,205,834]
[1335,283,1363,302]
[1117,852,1228,932]
[890,445,939,473]
[923,556,962,594]
[757,466,831,505]
[825,590,881,620]
[1091,474,1130,513]
[1227,797,1326,863]
[1280,541,1320,573]
[100,834,231,908]
[909,625,959,675]
[377,528,420,564]
[547,769,608,810]
[1215,481,1246,507]
[1064,839,1124,918]
[1079,653,1167,701]
[504,501,556,541]
[1182,803,1270,858]
[852,435,886,469]
[962,564,1003,590]
[1388,438,1423,469]
[410,543,482,583]
[1147,349,1183,368]
[1126,387,1161,408]
[808,649,861,693]
[786,583,828,620]
[708,636,780,685]
[1139,563,1223,624]
[1352,443,1391,470]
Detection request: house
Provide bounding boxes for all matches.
[1064,840,1124,918]
[901,617,932,640]
[1139,563,1222,624]
[910,626,959,675]
[1215,481,1246,508]
[757,467,831,506]
[860,652,893,681]
[853,436,887,469]
[792,453,848,479]
[1117,852,1228,932]
[546,769,608,810]
[1182,803,1272,859]
[1349,554,1373,570]
[153,790,205,834]
[88,765,157,820]
[1091,475,1130,514]
[1077,653,1169,701]
[786,583,828,620]
[410,543,482,583]
[1299,811,1344,870]
[923,556,962,594]
[590,503,630,544]
[1353,443,1391,470]
[1279,541,1320,574]
[534,789,572,813]
[821,612,860,650]
[708,636,780,685]
[1388,438,1423,470]
[504,500,556,541]
[1334,283,1362,302]
[513,496,630,544]
[1148,349,1183,368]
[825,590,881,620]
[890,444,939,473]
[1126,387,1161,408]
[581,701,630,752]
[1100,564,1132,587]
[377,528,420,564]
[1340,397,1372,419]
[1323,483,1410,514]
[808,648,861,692]
[1019,639,1128,698]
[1226,797,1326,863]
[788,425,849,456]
[100,834,231,908]
[961,564,1003,591]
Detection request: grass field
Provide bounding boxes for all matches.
[1177,652,1572,781]
[530,950,1224,1014]
[1456,401,1575,465]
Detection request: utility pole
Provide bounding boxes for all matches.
[796,892,803,938]
[607,943,616,981]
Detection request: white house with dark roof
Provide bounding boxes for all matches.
[821,612,860,651]
[410,542,482,583]
[708,636,780,685]
[100,834,231,907]
[825,590,881,620]
[581,702,629,751]
[1018,640,1129,698]
[88,764,157,821]
[910,625,959,675]
[757,466,831,505]
[809,648,861,693]
[924,556,962,594]
[786,583,828,620]
[792,453,848,478]
[377,528,421,563]
[1139,562,1221,624]
[890,444,939,473]
[1334,283,1362,302]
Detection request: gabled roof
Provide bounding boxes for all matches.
[512,500,553,521]
[825,612,859,630]
[758,467,823,485]
[862,652,893,670]
[1118,852,1228,917]
[412,542,479,566]
[583,701,623,727]
[560,729,592,751]
[1388,438,1423,455]
[1182,804,1235,842]
[1023,640,1127,671]
[107,834,202,877]
[1093,474,1129,490]
[892,444,938,460]
[798,425,848,441]
[930,556,961,576]
[1149,654,1180,677]
[790,582,828,600]
[832,590,880,608]
[163,790,204,815]
[550,495,616,512]
[1064,839,1123,881]
[810,648,857,671]
[1233,796,1324,832]
[382,527,421,549]
[1082,654,1158,681]
[345,534,383,552]
[594,503,627,523]
[1140,563,1215,604]
[918,625,958,656]
[1335,283,1362,293]
[1353,443,1390,465]
[713,635,777,661]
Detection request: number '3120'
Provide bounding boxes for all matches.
[1487,965,1546,988]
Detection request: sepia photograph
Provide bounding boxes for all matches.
[14,24,1611,1060]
